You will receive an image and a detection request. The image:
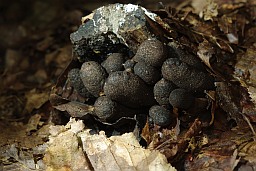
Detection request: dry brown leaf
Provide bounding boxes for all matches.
[197,39,215,69]
[234,44,256,105]
[154,129,179,159]
[0,121,48,148]
[26,113,42,133]
[201,0,218,21]
[81,130,176,171]
[0,115,50,170]
[44,118,176,171]
[0,95,24,120]
[231,44,256,122]
[1,144,46,170]
[184,141,239,170]
[44,119,91,171]
[212,37,234,53]
[192,0,218,21]
[53,101,94,118]
[4,49,23,73]
[44,45,72,77]
[191,0,209,14]
[239,141,256,163]
[36,36,54,51]
[25,89,49,113]
[145,120,180,159]
[34,69,48,84]
[141,119,151,145]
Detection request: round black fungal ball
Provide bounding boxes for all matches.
[154,78,177,105]
[104,71,156,108]
[80,61,107,97]
[94,96,140,122]
[94,96,117,121]
[161,58,214,91]
[149,105,172,127]
[123,59,135,71]
[168,42,205,70]
[134,62,161,85]
[101,53,125,74]
[169,88,195,109]
[133,39,168,67]
[67,68,91,97]
[67,68,82,88]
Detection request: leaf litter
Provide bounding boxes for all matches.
[44,118,176,171]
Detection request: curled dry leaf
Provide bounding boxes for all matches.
[141,120,151,145]
[44,118,176,171]
[171,118,202,162]
[234,44,256,106]
[191,0,218,21]
[0,116,50,170]
[44,118,91,171]
[199,0,218,21]
[183,127,256,170]
[197,39,215,69]
[53,100,94,118]
[81,131,176,171]
[26,113,42,133]
[1,144,46,170]
[239,141,256,164]
[191,0,209,14]
[216,82,245,125]
[25,89,49,113]
[145,120,180,158]
[184,147,239,171]
[152,128,179,159]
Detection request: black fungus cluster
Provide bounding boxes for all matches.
[68,39,214,126]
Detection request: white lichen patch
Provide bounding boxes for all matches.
[95,4,156,35]
[71,4,157,46]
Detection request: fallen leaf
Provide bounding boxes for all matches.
[25,89,49,113]
[146,120,180,159]
[234,44,256,105]
[141,119,151,145]
[0,116,50,170]
[1,144,43,170]
[184,147,239,171]
[192,0,218,21]
[26,114,42,133]
[239,141,256,163]
[201,0,218,21]
[216,82,245,125]
[197,39,215,69]
[45,118,176,171]
[191,0,209,14]
[53,100,94,118]
[81,131,176,171]
[44,119,91,171]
